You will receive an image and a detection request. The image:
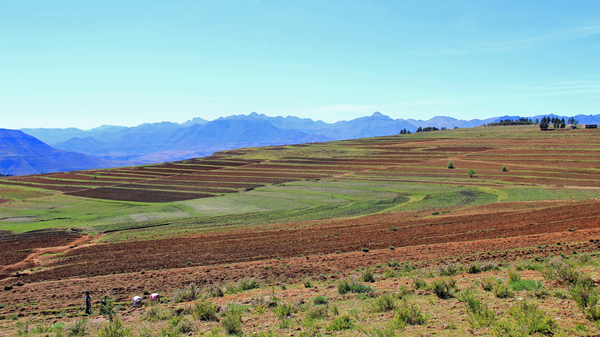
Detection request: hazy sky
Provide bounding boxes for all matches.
[2,1,599,129]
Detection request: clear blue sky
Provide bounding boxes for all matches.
[2,1,599,129]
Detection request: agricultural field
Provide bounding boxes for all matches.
[1,125,600,336]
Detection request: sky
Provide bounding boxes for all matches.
[1,0,599,130]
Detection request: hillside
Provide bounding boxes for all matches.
[2,125,600,335]
[0,129,119,176]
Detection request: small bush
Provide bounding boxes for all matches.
[221,306,243,335]
[274,302,296,321]
[494,281,514,299]
[96,317,132,337]
[206,284,224,298]
[361,269,375,283]
[238,278,260,291]
[193,301,218,321]
[480,277,496,292]
[438,263,461,276]
[447,161,454,169]
[361,247,370,253]
[338,279,375,295]
[501,165,507,172]
[303,278,312,288]
[508,271,521,283]
[431,277,457,299]
[386,260,400,268]
[142,306,173,321]
[65,319,87,337]
[312,295,328,305]
[393,301,426,326]
[459,289,496,328]
[468,169,476,177]
[371,293,396,312]
[306,306,329,320]
[173,283,200,302]
[411,275,428,290]
[494,300,556,336]
[169,316,195,334]
[326,315,354,331]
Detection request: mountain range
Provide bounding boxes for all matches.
[4,112,600,175]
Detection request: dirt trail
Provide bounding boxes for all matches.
[0,234,92,276]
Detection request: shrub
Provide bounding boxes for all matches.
[169,316,195,334]
[99,296,115,322]
[238,278,260,291]
[431,277,457,299]
[312,295,328,305]
[393,301,426,326]
[206,284,224,298]
[508,271,521,283]
[173,283,200,302]
[221,306,243,335]
[306,306,329,320]
[65,319,87,337]
[386,260,400,268]
[338,279,375,295]
[447,161,454,169]
[468,169,476,177]
[438,263,461,276]
[411,275,428,290]
[501,165,507,172]
[193,301,217,321]
[326,315,354,332]
[142,306,173,321]
[480,277,496,292]
[303,278,312,288]
[459,289,496,328]
[361,269,375,283]
[371,293,396,312]
[274,302,296,321]
[96,317,132,337]
[494,300,557,336]
[361,247,370,253]
[494,281,514,299]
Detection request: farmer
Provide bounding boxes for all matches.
[150,293,160,301]
[133,295,143,308]
[84,291,92,314]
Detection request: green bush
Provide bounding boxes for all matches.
[303,278,312,288]
[173,283,200,302]
[193,301,218,321]
[312,295,328,305]
[480,277,496,292]
[142,306,173,321]
[371,293,396,312]
[65,319,87,337]
[306,306,328,320]
[96,317,132,337]
[431,277,457,299]
[438,263,461,276]
[338,279,375,295]
[393,301,426,326]
[326,315,354,331]
[221,306,243,335]
[411,275,428,290]
[361,269,375,283]
[447,161,454,169]
[468,169,476,177]
[99,296,115,322]
[459,289,496,328]
[274,302,296,321]
[494,281,514,299]
[501,165,507,172]
[494,300,556,336]
[238,278,260,291]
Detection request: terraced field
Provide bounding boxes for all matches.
[1,125,600,335]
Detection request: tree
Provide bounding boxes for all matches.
[539,116,549,130]
[560,118,566,129]
[468,169,476,178]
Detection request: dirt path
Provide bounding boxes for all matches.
[0,234,93,276]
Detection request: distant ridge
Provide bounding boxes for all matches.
[0,129,119,175]
[16,112,600,173]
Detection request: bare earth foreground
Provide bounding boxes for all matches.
[1,125,600,336]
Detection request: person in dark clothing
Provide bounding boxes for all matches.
[84,291,92,314]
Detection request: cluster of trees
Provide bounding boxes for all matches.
[567,116,578,125]
[0,173,12,177]
[415,126,439,133]
[539,116,566,130]
[488,117,533,126]
[399,129,411,135]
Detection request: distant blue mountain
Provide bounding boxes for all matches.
[17,111,600,172]
[0,129,119,176]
